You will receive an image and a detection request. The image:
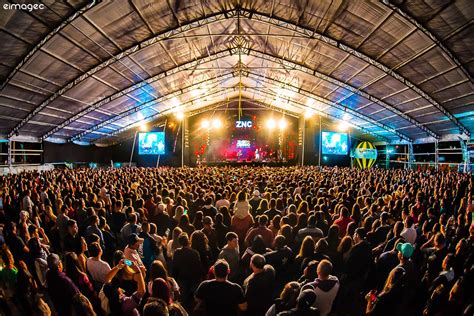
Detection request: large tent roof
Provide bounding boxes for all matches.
[0,0,472,145]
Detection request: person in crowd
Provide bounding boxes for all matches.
[195,260,247,316]
[278,289,320,316]
[172,232,203,310]
[85,215,104,246]
[401,216,417,245]
[124,233,146,276]
[148,260,180,302]
[86,241,115,289]
[148,278,187,315]
[302,260,339,316]
[333,207,353,237]
[297,214,324,243]
[45,253,80,316]
[245,214,274,248]
[64,251,100,312]
[121,213,141,244]
[231,191,254,246]
[266,281,301,316]
[218,231,240,282]
[102,259,146,316]
[243,254,276,315]
[167,226,183,259]
[249,190,262,214]
[365,266,407,316]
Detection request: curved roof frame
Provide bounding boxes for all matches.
[71,58,411,144]
[0,0,98,91]
[381,0,472,83]
[3,3,471,139]
[61,46,414,143]
[37,16,439,139]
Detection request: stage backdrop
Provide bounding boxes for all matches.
[188,108,298,165]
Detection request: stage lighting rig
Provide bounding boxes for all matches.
[266,118,276,130]
[278,118,287,130]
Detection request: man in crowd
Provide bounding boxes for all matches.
[195,260,247,316]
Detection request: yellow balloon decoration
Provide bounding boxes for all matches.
[354,141,377,169]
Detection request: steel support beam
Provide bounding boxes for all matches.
[460,140,469,173]
[242,48,433,139]
[0,1,98,91]
[241,7,470,137]
[408,143,414,169]
[13,6,468,141]
[67,47,411,143]
[242,73,397,142]
[381,0,472,83]
[47,50,232,140]
[95,89,234,142]
[70,71,234,142]
[17,6,453,141]
[8,9,233,139]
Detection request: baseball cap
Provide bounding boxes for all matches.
[396,242,414,258]
[128,233,144,245]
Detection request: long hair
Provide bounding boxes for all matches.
[298,236,315,258]
[280,281,301,310]
[190,230,209,253]
[64,252,86,280]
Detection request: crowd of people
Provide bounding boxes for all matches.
[0,165,472,316]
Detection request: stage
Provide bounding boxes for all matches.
[197,159,296,167]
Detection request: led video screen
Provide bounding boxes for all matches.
[321,131,348,155]
[138,132,165,155]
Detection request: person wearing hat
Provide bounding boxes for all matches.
[395,242,417,305]
[243,254,276,316]
[124,233,146,276]
[45,253,80,316]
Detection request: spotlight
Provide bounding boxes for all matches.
[201,119,210,129]
[278,118,287,130]
[266,118,276,130]
[338,121,350,131]
[304,110,315,119]
[139,123,148,132]
[211,118,222,129]
[176,112,184,121]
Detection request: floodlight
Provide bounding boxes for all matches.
[176,112,185,121]
[278,118,287,130]
[266,118,276,129]
[201,119,210,129]
[212,118,222,129]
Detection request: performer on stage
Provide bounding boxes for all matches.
[237,150,242,162]
[255,148,260,161]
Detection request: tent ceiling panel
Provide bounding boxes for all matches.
[21,50,81,85]
[1,83,45,105]
[42,32,100,70]
[0,0,471,142]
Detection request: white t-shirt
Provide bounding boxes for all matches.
[86,257,111,284]
[401,227,417,245]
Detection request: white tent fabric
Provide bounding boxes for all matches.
[0,0,472,144]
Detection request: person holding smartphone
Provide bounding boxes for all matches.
[124,233,146,276]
